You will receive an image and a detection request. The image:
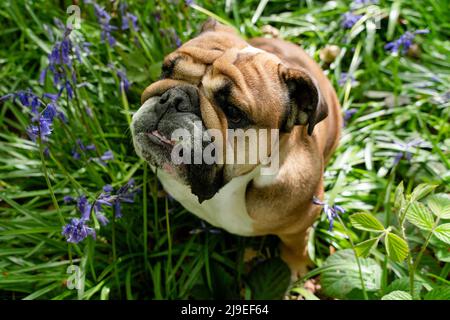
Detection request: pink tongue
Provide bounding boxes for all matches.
[163,163,175,175]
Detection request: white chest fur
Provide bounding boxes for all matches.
[156,167,261,236]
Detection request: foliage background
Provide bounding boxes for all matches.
[0,0,448,300]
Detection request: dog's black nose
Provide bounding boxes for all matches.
[156,86,200,116]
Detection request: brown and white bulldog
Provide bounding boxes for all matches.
[131,18,342,278]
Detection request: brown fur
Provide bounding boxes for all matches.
[140,19,342,278]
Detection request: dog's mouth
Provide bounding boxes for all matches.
[131,87,224,203]
[146,130,176,147]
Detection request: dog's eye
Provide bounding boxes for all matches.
[225,105,244,124]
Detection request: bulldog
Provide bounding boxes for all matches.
[131,18,342,278]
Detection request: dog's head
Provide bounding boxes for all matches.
[131,19,327,202]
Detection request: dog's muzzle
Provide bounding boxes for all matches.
[131,85,223,203]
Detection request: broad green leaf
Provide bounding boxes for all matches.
[381,290,412,300]
[321,249,382,299]
[393,181,405,211]
[406,202,434,230]
[424,286,450,300]
[350,213,385,232]
[385,232,409,262]
[247,258,291,300]
[427,193,450,219]
[409,183,437,202]
[433,223,450,245]
[354,237,380,258]
[385,277,423,299]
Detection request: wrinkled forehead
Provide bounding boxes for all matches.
[141,31,281,101]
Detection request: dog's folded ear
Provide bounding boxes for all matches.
[278,64,328,135]
[200,17,238,35]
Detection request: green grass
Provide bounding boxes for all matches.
[0,0,449,300]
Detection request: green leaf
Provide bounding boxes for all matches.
[427,193,450,219]
[385,277,423,299]
[381,290,412,300]
[247,258,291,300]
[290,287,320,300]
[409,183,437,202]
[433,223,450,245]
[424,286,450,300]
[385,232,409,262]
[320,249,382,299]
[393,181,405,211]
[350,213,385,232]
[406,202,435,230]
[354,237,380,258]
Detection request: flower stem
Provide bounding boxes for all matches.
[409,216,440,298]
[38,139,64,226]
[337,215,369,300]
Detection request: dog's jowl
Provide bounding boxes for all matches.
[131,18,342,278]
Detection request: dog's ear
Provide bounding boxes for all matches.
[200,17,237,35]
[278,64,328,135]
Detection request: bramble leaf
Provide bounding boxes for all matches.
[385,232,409,262]
[381,290,412,300]
[427,193,450,219]
[350,213,385,232]
[433,223,450,245]
[355,237,380,258]
[406,202,434,230]
[409,183,437,202]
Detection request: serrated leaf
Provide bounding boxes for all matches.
[385,232,409,262]
[427,194,450,219]
[350,213,385,232]
[355,237,380,257]
[433,223,450,245]
[424,286,450,300]
[406,202,434,230]
[393,181,405,211]
[409,183,437,202]
[321,249,382,299]
[385,277,423,299]
[247,258,291,300]
[381,290,412,300]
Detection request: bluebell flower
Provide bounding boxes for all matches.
[108,64,131,92]
[313,197,345,231]
[64,196,75,203]
[343,108,357,126]
[174,33,182,47]
[91,3,118,47]
[120,2,139,31]
[338,72,357,87]
[72,139,96,159]
[393,138,423,165]
[77,195,92,220]
[100,150,114,161]
[189,220,221,235]
[0,93,14,102]
[62,218,96,243]
[384,30,429,54]
[185,0,194,6]
[96,213,109,226]
[62,180,137,243]
[117,69,130,91]
[42,103,57,121]
[342,12,362,29]
[26,117,53,142]
[71,149,81,160]
[351,0,378,8]
[41,22,78,100]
